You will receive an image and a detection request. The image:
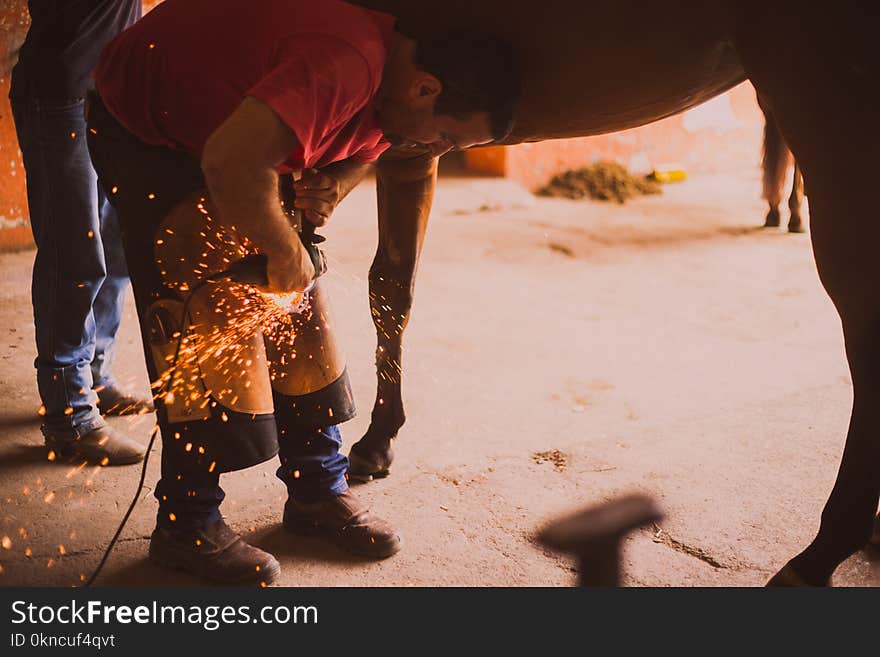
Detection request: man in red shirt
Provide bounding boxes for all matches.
[86,0,519,585]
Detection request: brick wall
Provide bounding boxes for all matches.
[0,1,162,252]
[0,0,32,251]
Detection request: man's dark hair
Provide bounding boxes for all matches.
[412,31,521,142]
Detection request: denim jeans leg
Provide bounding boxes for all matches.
[11,98,108,441]
[154,441,224,531]
[276,424,350,503]
[91,189,130,389]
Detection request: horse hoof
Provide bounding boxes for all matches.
[347,449,391,483]
[788,220,805,234]
[764,209,781,228]
[766,563,829,587]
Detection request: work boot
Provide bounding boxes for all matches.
[95,384,155,416]
[283,489,401,558]
[149,518,280,586]
[45,425,145,465]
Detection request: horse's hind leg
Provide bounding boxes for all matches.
[787,162,805,233]
[758,94,790,229]
[733,1,879,585]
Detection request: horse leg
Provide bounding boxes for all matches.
[757,93,789,229]
[348,149,437,481]
[732,1,879,585]
[787,162,805,233]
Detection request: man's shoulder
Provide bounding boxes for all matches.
[295,0,394,71]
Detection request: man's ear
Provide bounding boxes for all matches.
[411,73,441,101]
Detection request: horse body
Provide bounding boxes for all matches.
[358,0,746,140]
[346,0,879,586]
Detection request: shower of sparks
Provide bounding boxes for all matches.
[148,225,312,421]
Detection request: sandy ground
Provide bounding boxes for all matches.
[1,169,878,587]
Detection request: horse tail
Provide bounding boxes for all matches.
[759,96,792,206]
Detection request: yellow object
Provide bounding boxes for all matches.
[651,167,687,183]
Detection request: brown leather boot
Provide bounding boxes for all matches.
[149,519,280,586]
[283,489,401,559]
[45,425,145,465]
[95,384,155,416]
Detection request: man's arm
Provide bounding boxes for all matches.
[201,96,314,292]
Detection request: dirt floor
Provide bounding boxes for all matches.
[1,169,878,587]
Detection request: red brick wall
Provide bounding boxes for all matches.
[0,0,32,251]
[0,1,162,252]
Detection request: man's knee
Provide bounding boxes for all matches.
[273,369,356,431]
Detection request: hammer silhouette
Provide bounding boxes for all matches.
[536,494,662,586]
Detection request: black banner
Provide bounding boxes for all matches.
[0,587,872,651]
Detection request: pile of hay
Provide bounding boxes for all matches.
[538,161,662,204]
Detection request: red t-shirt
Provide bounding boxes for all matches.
[95,0,393,171]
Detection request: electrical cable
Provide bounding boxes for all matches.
[81,275,215,588]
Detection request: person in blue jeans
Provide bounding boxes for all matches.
[9,0,150,465]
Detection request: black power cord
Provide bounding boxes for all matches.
[81,256,268,587]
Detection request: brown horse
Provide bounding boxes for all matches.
[345,0,877,586]
[758,94,805,233]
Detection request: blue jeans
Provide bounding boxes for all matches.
[155,422,349,531]
[11,97,130,441]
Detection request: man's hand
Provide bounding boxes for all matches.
[293,160,372,226]
[293,168,340,227]
[263,239,315,294]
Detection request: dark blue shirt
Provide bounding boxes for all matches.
[10,0,141,101]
